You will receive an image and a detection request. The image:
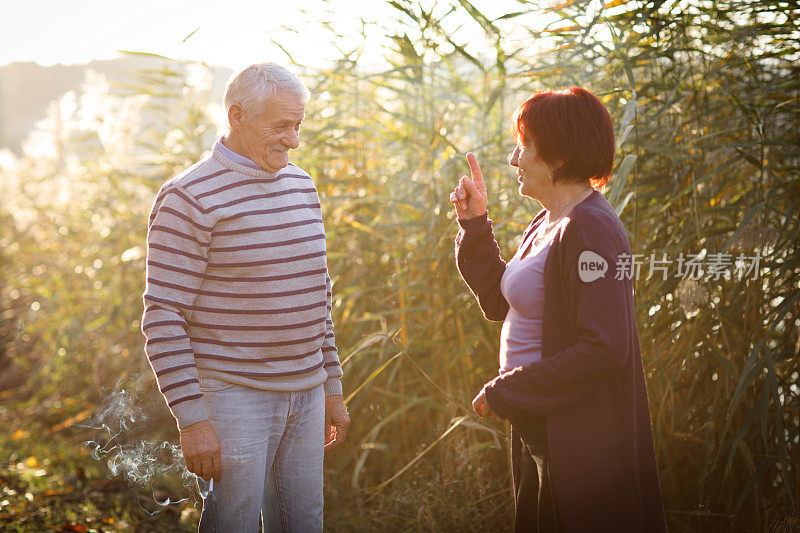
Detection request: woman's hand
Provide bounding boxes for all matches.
[450,152,487,220]
[472,388,499,420]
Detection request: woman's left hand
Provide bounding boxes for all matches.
[472,388,499,420]
[449,152,488,220]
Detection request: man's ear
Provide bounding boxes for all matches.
[228,104,247,131]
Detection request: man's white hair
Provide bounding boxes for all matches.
[224,63,309,117]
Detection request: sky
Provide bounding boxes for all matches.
[1,0,554,70]
[2,0,389,69]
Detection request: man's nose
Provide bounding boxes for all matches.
[285,129,300,149]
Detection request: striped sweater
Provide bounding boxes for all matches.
[141,139,343,429]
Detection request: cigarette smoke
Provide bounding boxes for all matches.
[81,376,209,514]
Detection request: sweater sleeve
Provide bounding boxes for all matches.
[141,184,211,430]
[483,211,634,419]
[321,272,344,396]
[454,214,510,321]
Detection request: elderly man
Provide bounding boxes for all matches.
[141,63,350,532]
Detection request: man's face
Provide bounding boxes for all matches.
[239,88,305,173]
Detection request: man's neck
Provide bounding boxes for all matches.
[221,134,247,159]
[219,135,260,170]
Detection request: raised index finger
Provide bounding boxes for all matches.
[466,152,484,189]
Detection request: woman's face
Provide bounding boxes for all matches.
[508,135,554,200]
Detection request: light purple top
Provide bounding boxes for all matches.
[499,227,552,373]
[216,137,260,169]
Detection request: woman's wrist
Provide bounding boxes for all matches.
[457,211,488,228]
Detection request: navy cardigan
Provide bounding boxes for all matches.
[455,191,667,532]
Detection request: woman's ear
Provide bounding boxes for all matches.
[548,160,565,181]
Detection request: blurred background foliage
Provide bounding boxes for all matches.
[1,0,798,531]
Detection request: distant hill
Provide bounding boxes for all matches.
[0,56,232,155]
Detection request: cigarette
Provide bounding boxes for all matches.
[209,478,214,492]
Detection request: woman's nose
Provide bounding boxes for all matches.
[508,146,520,167]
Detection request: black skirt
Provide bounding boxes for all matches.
[509,414,563,533]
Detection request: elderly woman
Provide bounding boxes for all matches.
[450,87,666,532]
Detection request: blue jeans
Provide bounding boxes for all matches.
[196,378,325,533]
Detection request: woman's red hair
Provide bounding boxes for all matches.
[512,87,615,188]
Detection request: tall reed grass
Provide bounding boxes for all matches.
[0,1,797,530]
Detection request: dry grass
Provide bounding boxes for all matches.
[1,1,798,530]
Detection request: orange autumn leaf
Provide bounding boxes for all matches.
[11,429,29,440]
[45,487,74,496]
[49,407,94,433]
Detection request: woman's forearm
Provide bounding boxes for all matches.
[454,214,509,321]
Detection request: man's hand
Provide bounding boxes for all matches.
[472,388,499,420]
[324,395,350,450]
[180,419,222,482]
[449,152,488,220]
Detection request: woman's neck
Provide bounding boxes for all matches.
[539,182,593,219]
